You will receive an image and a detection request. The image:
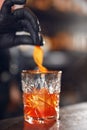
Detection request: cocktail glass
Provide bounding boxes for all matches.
[21,70,62,124]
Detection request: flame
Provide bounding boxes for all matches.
[33,46,47,72]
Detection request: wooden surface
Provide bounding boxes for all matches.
[0,102,87,130]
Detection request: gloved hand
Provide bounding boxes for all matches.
[0,0,43,49]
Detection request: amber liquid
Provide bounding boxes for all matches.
[23,88,59,124]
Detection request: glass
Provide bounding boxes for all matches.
[21,70,62,124]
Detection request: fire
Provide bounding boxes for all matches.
[33,46,47,72]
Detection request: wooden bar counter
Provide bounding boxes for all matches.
[0,103,87,130]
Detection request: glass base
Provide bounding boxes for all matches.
[25,115,57,124]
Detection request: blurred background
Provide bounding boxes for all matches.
[0,0,87,119]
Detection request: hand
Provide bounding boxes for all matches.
[0,0,43,49]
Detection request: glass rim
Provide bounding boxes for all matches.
[22,70,62,74]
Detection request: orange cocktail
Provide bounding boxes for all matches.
[22,70,61,124]
[22,46,62,124]
[23,88,58,118]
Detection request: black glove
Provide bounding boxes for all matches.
[0,0,43,49]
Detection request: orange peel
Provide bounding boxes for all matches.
[33,46,47,72]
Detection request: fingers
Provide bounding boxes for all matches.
[15,35,43,46]
[17,19,41,44]
[14,8,43,45]
[14,35,34,45]
[0,33,34,48]
[13,8,43,45]
[13,8,40,32]
[1,0,26,14]
[0,32,43,49]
